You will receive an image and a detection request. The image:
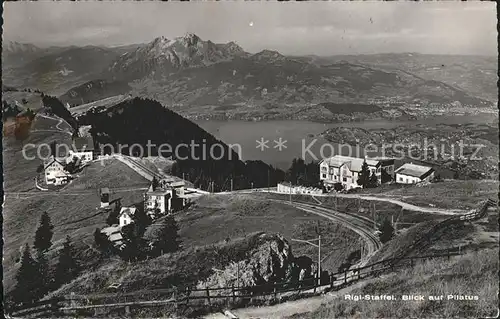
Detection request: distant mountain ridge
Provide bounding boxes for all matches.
[109,33,248,79]
[2,41,41,55]
[2,34,495,122]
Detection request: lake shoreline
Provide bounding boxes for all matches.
[195,114,498,172]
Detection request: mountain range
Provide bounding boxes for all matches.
[2,34,496,122]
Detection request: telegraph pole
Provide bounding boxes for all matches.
[372,202,377,230]
[267,169,270,192]
[318,235,321,285]
[334,193,338,211]
[230,178,233,192]
[360,239,364,260]
[289,183,292,203]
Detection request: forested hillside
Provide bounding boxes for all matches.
[77,97,284,191]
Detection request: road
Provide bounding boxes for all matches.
[330,193,464,215]
[114,154,161,181]
[69,94,131,116]
[4,186,149,198]
[33,113,72,133]
[234,188,464,215]
[204,274,392,319]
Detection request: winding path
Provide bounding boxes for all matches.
[234,188,465,215]
[31,113,73,135]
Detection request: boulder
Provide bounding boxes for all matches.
[197,233,312,295]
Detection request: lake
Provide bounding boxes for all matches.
[195,114,497,170]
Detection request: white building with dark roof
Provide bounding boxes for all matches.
[395,163,435,184]
[67,136,95,165]
[319,155,395,190]
[144,178,194,218]
[44,156,70,185]
[118,206,137,228]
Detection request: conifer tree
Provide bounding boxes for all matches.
[144,215,181,256]
[381,168,392,183]
[54,236,79,286]
[120,224,148,261]
[378,218,395,243]
[132,206,151,237]
[94,228,112,254]
[368,171,379,188]
[12,244,38,305]
[151,176,159,190]
[33,212,54,252]
[356,161,370,188]
[34,249,52,298]
[106,201,121,226]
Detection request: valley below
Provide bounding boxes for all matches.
[195,113,498,173]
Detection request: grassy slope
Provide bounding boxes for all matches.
[64,158,151,191]
[2,154,149,293]
[2,115,72,192]
[179,194,362,273]
[354,180,499,209]
[259,192,443,229]
[369,206,498,264]
[301,249,499,319]
[2,90,45,111]
[40,193,366,300]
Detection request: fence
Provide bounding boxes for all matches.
[9,199,496,318]
[388,198,495,267]
[7,251,462,318]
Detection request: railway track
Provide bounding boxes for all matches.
[271,199,382,267]
[114,155,163,181]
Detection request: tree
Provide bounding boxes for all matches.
[36,163,44,174]
[54,236,79,286]
[132,205,151,237]
[285,158,319,187]
[381,168,392,183]
[432,173,443,182]
[64,156,81,174]
[33,212,54,252]
[356,161,370,188]
[378,218,395,243]
[94,228,113,255]
[333,182,344,192]
[34,249,52,298]
[151,176,159,190]
[106,202,121,226]
[120,224,148,261]
[368,172,379,188]
[11,244,38,305]
[144,215,181,256]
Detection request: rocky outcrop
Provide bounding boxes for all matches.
[197,233,314,294]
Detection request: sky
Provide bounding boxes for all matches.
[3,1,497,56]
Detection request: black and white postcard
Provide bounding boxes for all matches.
[2,1,498,318]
